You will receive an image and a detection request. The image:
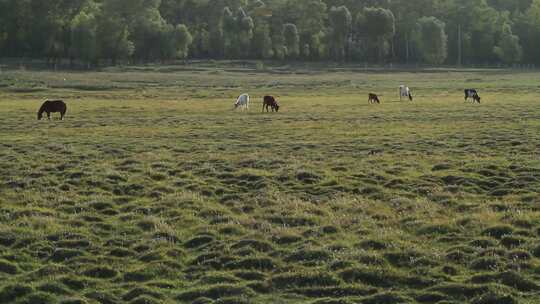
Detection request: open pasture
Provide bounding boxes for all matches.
[1,64,540,304]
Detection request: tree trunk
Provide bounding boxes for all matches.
[406,35,410,64]
[391,37,395,60]
[457,24,462,66]
[378,38,384,63]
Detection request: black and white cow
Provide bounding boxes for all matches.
[464,89,481,103]
[399,85,413,101]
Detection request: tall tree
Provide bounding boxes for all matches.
[517,0,540,63]
[70,8,99,67]
[284,0,327,59]
[494,23,523,64]
[358,7,395,62]
[223,6,237,57]
[238,8,254,57]
[412,16,448,64]
[283,23,300,58]
[190,25,211,58]
[96,12,134,64]
[130,2,169,61]
[252,22,273,59]
[472,24,498,63]
[174,24,193,60]
[2,0,540,65]
[223,6,253,58]
[328,6,352,61]
[0,0,7,55]
[389,0,431,63]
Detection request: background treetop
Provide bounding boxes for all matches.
[0,0,538,66]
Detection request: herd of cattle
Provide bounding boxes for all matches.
[233,94,280,112]
[233,86,482,111]
[36,86,482,120]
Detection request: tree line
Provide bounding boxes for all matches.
[1,0,539,67]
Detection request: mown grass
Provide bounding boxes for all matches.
[0,63,539,303]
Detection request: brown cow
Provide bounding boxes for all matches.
[263,95,280,112]
[368,93,380,104]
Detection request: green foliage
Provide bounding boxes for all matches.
[272,30,286,60]
[468,2,501,63]
[252,22,274,59]
[494,23,523,64]
[297,0,327,35]
[328,6,352,61]
[70,7,99,67]
[173,24,193,59]
[129,2,168,61]
[191,26,211,58]
[284,0,327,59]
[283,23,300,59]
[359,7,395,41]
[96,4,134,64]
[358,7,395,62]
[223,7,254,58]
[413,16,448,64]
[5,1,540,66]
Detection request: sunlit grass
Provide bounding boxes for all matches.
[0,65,539,303]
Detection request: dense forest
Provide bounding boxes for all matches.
[1,0,539,66]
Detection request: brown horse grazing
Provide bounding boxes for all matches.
[38,100,67,120]
[368,93,380,104]
[263,95,280,112]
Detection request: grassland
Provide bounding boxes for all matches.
[0,62,539,304]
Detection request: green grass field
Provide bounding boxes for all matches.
[1,63,539,304]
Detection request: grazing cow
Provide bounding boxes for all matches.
[37,100,67,120]
[368,93,380,104]
[464,89,481,103]
[234,93,250,110]
[399,85,413,101]
[262,95,280,112]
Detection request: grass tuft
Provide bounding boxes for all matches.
[1,66,540,303]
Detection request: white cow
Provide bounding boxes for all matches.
[399,85,413,101]
[234,93,250,111]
